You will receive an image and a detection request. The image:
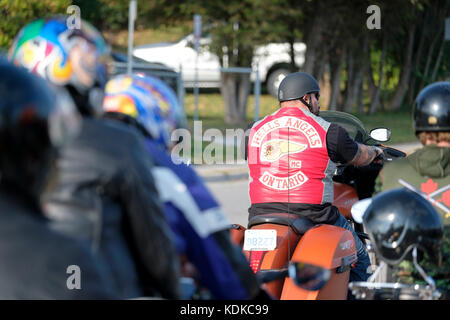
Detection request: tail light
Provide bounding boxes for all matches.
[249,251,265,273]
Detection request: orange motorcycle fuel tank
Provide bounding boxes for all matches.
[333,182,359,220]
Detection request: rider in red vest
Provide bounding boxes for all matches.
[247,72,383,283]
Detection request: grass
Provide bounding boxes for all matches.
[357,110,416,145]
[183,92,416,145]
[183,91,279,130]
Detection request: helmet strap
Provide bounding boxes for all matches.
[300,96,315,114]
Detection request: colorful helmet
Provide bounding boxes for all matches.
[8,16,111,116]
[103,73,186,149]
[0,60,81,200]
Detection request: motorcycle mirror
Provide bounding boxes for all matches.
[369,127,391,142]
[288,262,331,291]
[351,198,372,224]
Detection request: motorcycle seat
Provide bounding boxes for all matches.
[248,213,315,235]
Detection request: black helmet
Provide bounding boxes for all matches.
[362,188,444,266]
[413,81,450,134]
[0,60,80,201]
[278,72,320,102]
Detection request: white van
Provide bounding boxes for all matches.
[133,33,306,96]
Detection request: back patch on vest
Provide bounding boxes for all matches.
[250,115,326,191]
[250,116,322,149]
[259,170,309,190]
[260,139,306,162]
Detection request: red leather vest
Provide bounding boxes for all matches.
[248,107,336,205]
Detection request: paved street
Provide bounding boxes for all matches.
[205,178,250,227]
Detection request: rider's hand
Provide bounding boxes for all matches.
[372,147,384,164]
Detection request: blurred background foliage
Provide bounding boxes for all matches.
[0,0,70,48]
[1,0,449,124]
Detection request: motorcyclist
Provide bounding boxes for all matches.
[9,16,180,299]
[0,60,116,299]
[377,81,450,293]
[246,72,384,283]
[102,73,272,300]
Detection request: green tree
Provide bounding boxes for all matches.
[203,1,266,124]
[0,0,70,49]
[145,0,269,124]
[72,0,164,31]
[252,0,305,71]
[404,0,450,106]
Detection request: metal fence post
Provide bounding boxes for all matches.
[194,56,199,121]
[127,0,137,75]
[177,64,185,115]
[254,63,260,122]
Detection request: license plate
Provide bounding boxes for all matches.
[243,229,277,251]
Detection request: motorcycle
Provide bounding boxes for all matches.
[229,110,407,300]
[348,198,444,300]
[348,250,444,300]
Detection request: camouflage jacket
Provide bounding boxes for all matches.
[378,144,450,225]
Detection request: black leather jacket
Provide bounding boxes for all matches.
[42,117,179,299]
[0,188,116,299]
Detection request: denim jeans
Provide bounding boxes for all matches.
[333,213,371,282]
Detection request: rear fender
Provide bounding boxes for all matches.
[280,224,357,300]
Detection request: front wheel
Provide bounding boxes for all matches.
[266,68,290,97]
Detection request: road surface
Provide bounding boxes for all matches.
[205,178,250,227]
